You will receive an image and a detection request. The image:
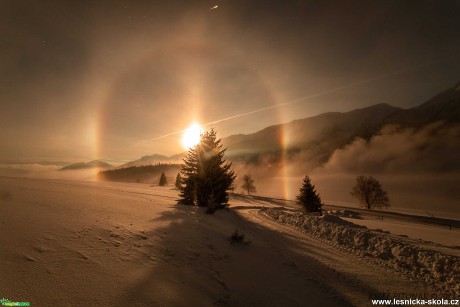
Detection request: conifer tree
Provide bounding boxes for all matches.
[159,171,167,186]
[296,175,323,213]
[174,173,182,189]
[178,129,235,212]
[178,145,199,206]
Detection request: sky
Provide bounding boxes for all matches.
[1,0,460,163]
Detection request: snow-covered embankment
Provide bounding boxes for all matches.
[261,208,459,295]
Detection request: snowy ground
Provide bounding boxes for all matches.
[262,209,459,296]
[341,217,460,250]
[0,176,458,306]
[319,207,460,257]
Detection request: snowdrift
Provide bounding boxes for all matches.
[261,208,459,295]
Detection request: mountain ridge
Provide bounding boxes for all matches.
[124,83,459,170]
[60,160,112,171]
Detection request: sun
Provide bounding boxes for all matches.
[182,123,202,149]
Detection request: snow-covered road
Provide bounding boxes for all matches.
[237,208,433,306]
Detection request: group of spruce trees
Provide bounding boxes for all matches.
[176,129,235,214]
[168,128,389,214]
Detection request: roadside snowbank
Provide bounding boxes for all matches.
[261,208,460,295]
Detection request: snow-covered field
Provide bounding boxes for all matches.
[0,176,458,306]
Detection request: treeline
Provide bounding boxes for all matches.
[97,163,181,183]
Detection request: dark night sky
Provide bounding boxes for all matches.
[1,0,460,162]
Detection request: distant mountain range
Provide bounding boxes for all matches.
[60,160,112,171]
[221,82,460,168]
[223,103,401,164]
[380,83,460,128]
[106,82,460,173]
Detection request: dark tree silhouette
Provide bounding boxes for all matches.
[158,172,167,186]
[178,129,236,213]
[174,173,182,189]
[241,174,256,195]
[98,163,180,183]
[296,175,323,213]
[350,175,390,209]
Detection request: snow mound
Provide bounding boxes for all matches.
[261,208,460,295]
[326,209,361,219]
[320,214,363,227]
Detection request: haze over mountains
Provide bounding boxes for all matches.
[109,83,459,177]
[52,83,460,178]
[60,160,112,171]
[56,83,459,178]
[222,83,460,173]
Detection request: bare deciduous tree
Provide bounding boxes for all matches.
[241,174,256,195]
[350,175,390,209]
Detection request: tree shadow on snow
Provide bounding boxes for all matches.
[114,202,408,307]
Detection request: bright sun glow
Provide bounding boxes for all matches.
[182,123,202,149]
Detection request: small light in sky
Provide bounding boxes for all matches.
[210,5,218,10]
